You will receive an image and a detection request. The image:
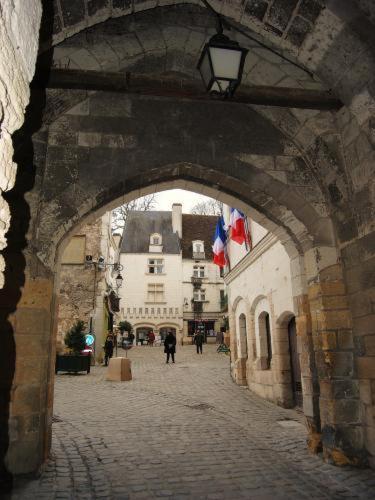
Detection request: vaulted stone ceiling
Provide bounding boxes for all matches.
[42,0,326,50]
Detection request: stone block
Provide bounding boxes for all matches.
[364,335,375,356]
[78,132,101,147]
[359,379,373,406]
[316,310,352,331]
[11,384,42,415]
[15,307,48,335]
[106,357,132,381]
[337,330,354,350]
[357,357,375,379]
[321,331,337,350]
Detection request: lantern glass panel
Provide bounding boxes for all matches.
[209,46,242,80]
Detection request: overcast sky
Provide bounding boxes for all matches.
[153,189,215,213]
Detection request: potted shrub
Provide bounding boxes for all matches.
[118,320,134,347]
[55,320,91,374]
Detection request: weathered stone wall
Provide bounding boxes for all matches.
[0,0,41,287]
[3,0,375,477]
[56,218,102,349]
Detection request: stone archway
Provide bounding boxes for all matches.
[1,0,375,478]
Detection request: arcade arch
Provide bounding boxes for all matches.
[1,0,375,477]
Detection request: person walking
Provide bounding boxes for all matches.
[194,331,204,354]
[164,331,176,364]
[104,333,114,366]
[148,330,155,347]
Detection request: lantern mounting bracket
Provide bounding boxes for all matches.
[200,0,313,79]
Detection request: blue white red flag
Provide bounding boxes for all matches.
[212,216,227,267]
[229,208,249,245]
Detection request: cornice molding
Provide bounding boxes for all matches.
[224,233,278,285]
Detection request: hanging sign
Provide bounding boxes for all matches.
[85,334,95,346]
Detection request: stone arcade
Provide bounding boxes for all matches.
[0,0,375,480]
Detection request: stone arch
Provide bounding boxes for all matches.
[3,0,375,476]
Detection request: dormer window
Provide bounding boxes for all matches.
[192,240,205,259]
[149,233,163,253]
[151,233,162,245]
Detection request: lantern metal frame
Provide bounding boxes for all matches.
[197,32,248,97]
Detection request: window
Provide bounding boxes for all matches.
[193,289,206,302]
[175,307,179,315]
[219,267,224,278]
[259,311,272,370]
[193,265,205,278]
[61,235,86,264]
[148,258,164,274]
[147,283,164,302]
[150,233,162,245]
[169,307,173,315]
[192,240,205,258]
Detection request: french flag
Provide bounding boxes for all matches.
[229,208,249,245]
[212,216,227,267]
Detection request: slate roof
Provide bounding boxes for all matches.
[120,211,180,254]
[181,214,218,260]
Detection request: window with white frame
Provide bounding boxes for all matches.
[150,233,162,245]
[147,283,164,302]
[193,289,206,302]
[148,258,164,274]
[193,265,205,278]
[192,240,204,254]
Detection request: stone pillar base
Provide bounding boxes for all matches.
[106,357,132,381]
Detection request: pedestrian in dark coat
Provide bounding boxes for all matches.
[104,334,114,366]
[164,331,176,364]
[194,331,204,354]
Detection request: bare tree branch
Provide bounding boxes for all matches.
[190,199,223,216]
[112,195,157,231]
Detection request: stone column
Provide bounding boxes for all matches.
[309,262,364,465]
[4,253,56,475]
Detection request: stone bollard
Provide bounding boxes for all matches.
[106,357,132,381]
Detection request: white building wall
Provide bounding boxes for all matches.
[119,252,183,340]
[225,229,296,406]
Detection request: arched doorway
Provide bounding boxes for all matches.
[288,317,302,408]
[136,327,154,345]
[159,327,176,341]
[238,313,248,361]
[2,0,374,475]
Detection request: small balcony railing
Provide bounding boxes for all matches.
[193,301,203,313]
[192,251,205,260]
[191,276,203,289]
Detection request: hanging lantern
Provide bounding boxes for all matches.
[115,273,123,288]
[197,33,248,97]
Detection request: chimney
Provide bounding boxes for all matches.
[172,203,182,238]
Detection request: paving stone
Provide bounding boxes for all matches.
[11,346,375,499]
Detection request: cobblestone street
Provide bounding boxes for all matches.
[11,346,375,499]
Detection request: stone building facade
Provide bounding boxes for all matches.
[119,204,224,344]
[119,207,183,343]
[2,0,375,478]
[181,214,225,344]
[225,215,300,409]
[57,212,121,362]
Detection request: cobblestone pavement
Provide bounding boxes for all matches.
[11,346,375,499]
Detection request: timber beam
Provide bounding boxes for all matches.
[33,68,343,111]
